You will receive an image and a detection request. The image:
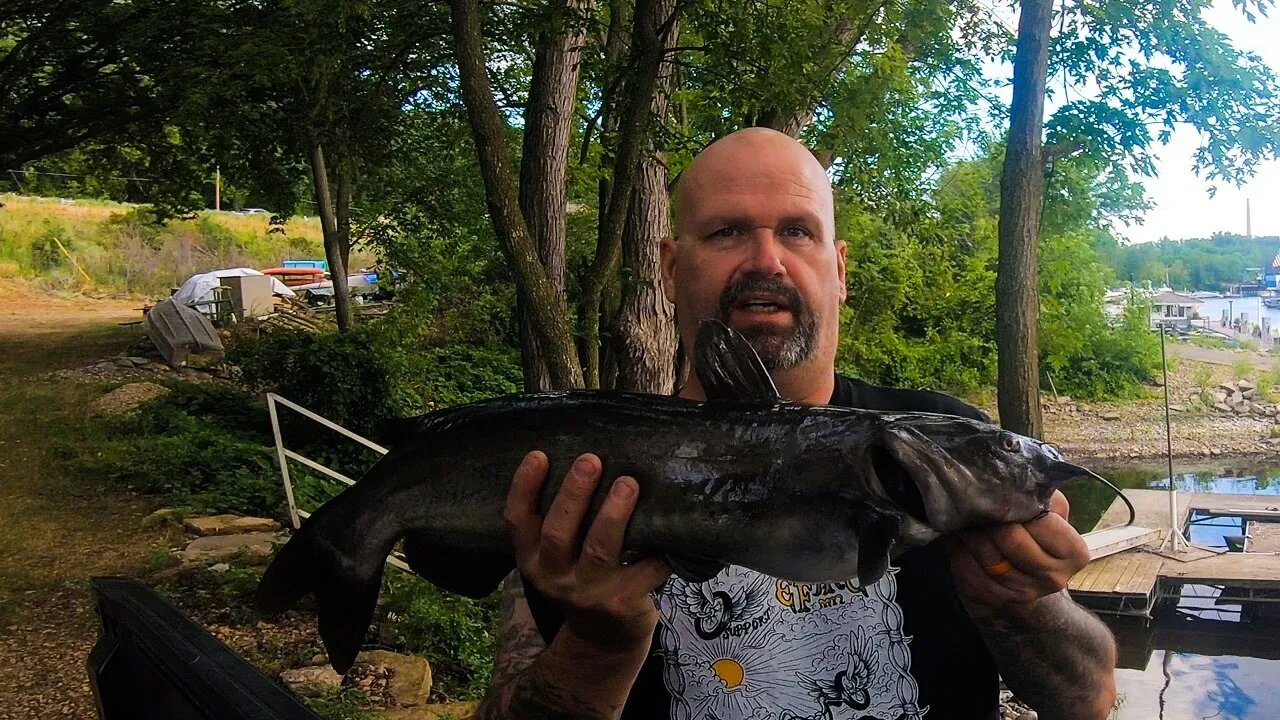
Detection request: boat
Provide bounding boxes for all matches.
[144,297,224,366]
[262,267,327,288]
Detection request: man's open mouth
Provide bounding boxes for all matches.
[733,293,791,314]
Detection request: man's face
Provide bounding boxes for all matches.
[662,137,846,373]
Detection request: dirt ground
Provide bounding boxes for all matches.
[0,280,179,720]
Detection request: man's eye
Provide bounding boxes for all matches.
[782,226,811,238]
[710,227,738,238]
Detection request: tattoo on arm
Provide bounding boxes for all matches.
[474,572,547,719]
[474,572,623,720]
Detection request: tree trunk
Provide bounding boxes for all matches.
[516,0,595,392]
[613,8,679,394]
[448,0,584,389]
[578,0,672,388]
[996,0,1053,439]
[309,142,353,333]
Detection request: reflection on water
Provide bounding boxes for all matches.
[1060,461,1280,720]
[1110,649,1280,720]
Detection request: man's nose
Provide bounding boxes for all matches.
[743,231,786,276]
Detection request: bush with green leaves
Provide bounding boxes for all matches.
[64,382,283,515]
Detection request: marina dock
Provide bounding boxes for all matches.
[1070,489,1280,616]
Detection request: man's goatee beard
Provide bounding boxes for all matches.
[715,274,818,372]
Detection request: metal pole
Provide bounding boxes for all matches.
[215,166,221,211]
[1160,327,1185,551]
[268,394,301,530]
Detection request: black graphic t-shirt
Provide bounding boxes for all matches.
[526,374,1000,720]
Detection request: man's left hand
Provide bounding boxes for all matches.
[950,491,1091,619]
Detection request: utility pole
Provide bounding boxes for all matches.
[215,166,221,211]
[1247,198,1252,240]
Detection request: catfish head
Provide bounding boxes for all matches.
[866,414,1089,545]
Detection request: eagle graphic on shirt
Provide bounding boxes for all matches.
[653,565,926,720]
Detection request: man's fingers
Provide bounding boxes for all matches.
[505,451,548,562]
[1024,512,1090,563]
[1050,490,1070,520]
[951,543,1023,607]
[959,530,1004,570]
[540,453,603,574]
[579,477,640,576]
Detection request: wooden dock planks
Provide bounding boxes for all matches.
[1075,490,1280,614]
[1069,552,1161,598]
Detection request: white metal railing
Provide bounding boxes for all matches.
[266,392,408,571]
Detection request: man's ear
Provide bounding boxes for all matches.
[835,239,847,302]
[660,236,678,304]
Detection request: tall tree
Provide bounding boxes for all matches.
[996,0,1054,438]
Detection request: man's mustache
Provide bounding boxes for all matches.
[716,275,808,321]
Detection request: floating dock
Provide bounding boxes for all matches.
[1070,489,1280,616]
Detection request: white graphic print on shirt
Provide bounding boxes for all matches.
[653,565,926,720]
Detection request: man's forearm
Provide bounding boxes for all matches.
[973,591,1117,720]
[475,627,649,720]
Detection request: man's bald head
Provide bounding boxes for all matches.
[673,127,834,239]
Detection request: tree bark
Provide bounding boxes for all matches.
[309,142,353,333]
[448,0,584,389]
[613,8,679,394]
[996,0,1053,439]
[516,0,595,392]
[578,0,672,388]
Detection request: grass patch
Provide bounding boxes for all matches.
[0,194,335,295]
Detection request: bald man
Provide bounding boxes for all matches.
[475,128,1117,720]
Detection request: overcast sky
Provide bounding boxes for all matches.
[1122,1,1280,243]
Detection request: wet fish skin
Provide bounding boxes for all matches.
[256,321,1090,672]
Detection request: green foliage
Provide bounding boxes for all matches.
[1233,355,1258,382]
[835,151,1159,400]
[1107,233,1280,290]
[63,383,283,515]
[379,572,502,700]
[29,220,70,273]
[229,318,523,438]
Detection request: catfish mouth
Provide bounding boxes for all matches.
[869,444,931,526]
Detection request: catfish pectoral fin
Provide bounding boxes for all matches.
[855,510,902,586]
[401,531,513,599]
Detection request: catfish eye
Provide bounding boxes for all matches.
[998,433,1021,453]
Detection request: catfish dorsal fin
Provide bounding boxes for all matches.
[694,319,781,403]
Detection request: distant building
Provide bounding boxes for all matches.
[1150,289,1203,328]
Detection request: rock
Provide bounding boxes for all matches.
[280,666,342,697]
[1058,396,1073,404]
[1214,391,1229,404]
[141,507,183,528]
[89,382,171,415]
[354,650,432,707]
[183,514,280,536]
[114,357,138,368]
[1244,387,1259,400]
[307,654,328,667]
[179,532,282,564]
[1239,380,1257,392]
[1215,402,1233,413]
[1230,391,1245,406]
[1168,404,1186,413]
[1219,381,1239,393]
[1100,411,1121,421]
[206,563,230,572]
[383,703,478,720]
[126,356,151,365]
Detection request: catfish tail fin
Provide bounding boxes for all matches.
[256,519,388,674]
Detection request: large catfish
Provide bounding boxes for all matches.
[258,320,1098,672]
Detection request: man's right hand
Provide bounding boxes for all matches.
[505,450,672,651]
